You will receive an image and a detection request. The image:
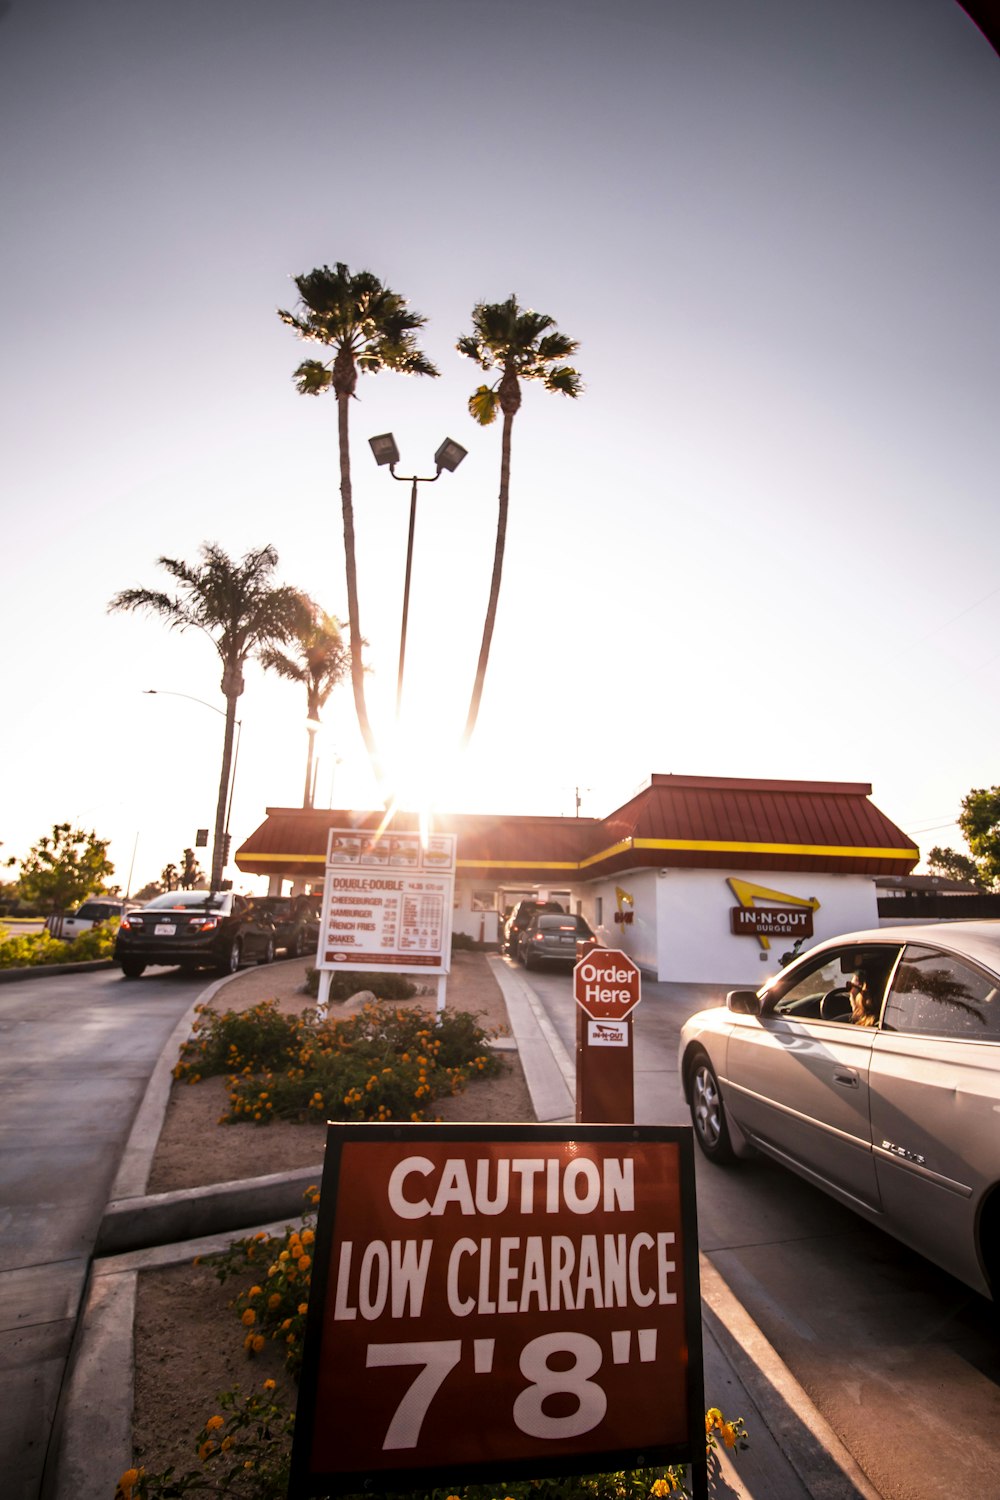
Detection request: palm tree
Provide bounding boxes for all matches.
[109,543,304,890]
[457,295,582,742]
[259,599,351,808]
[277,263,438,790]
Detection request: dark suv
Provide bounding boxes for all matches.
[251,895,321,958]
[502,899,565,956]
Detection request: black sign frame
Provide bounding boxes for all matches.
[288,1122,706,1500]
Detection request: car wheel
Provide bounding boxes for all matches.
[219,939,242,976]
[523,946,535,970]
[689,1052,736,1164]
[120,960,146,979]
[293,929,306,958]
[258,937,275,966]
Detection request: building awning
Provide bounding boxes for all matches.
[235,775,919,884]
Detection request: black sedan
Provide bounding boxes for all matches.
[251,895,321,958]
[114,891,276,978]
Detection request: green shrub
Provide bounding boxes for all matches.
[174,999,502,1125]
[302,967,417,1002]
[0,919,117,969]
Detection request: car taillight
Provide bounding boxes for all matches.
[533,932,545,942]
[122,915,141,930]
[190,917,220,932]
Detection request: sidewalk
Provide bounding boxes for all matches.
[46,957,883,1500]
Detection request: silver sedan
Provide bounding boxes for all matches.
[679,921,1000,1299]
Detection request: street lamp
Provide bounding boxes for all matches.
[143,690,243,885]
[369,432,467,713]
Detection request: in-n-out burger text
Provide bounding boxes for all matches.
[331,1153,677,1322]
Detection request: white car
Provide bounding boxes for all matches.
[47,898,130,940]
[679,921,1000,1300]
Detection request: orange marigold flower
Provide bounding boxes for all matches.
[221,1435,234,1451]
[298,1302,308,1315]
[262,1378,276,1391]
[298,1254,311,1271]
[252,1335,266,1353]
[241,1309,256,1326]
[268,1293,281,1310]
[198,1440,215,1461]
[205,1415,224,1432]
[248,1286,262,1298]
[301,1229,315,1245]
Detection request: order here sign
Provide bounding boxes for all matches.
[289,1124,705,1498]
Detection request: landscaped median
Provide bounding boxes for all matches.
[95,955,748,1500]
[0,919,117,975]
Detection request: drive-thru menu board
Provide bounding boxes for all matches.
[317,828,456,974]
[289,1123,706,1498]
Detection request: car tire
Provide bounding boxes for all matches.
[689,1052,736,1164]
[524,947,535,970]
[293,929,306,958]
[219,939,242,976]
[120,961,146,979]
[258,937,275,966]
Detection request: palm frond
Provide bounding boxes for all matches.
[292,359,333,396]
[542,364,584,398]
[468,385,500,425]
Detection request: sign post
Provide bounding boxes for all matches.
[290,1123,706,1500]
[314,828,457,1016]
[573,947,642,1124]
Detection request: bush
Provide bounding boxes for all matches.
[302,967,417,1002]
[0,919,118,969]
[173,999,503,1125]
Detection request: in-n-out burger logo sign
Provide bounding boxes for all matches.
[727,878,820,950]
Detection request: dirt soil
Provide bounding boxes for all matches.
[131,951,534,1480]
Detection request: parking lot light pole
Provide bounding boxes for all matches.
[369,433,467,714]
[143,689,242,886]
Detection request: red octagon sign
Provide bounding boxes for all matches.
[573,947,641,1021]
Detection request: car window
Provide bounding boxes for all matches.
[766,945,899,1024]
[146,891,224,911]
[77,903,115,920]
[882,946,1000,1041]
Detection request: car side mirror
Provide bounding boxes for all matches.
[727,989,762,1016]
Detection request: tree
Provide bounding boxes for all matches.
[161,863,179,892]
[457,294,582,742]
[259,598,351,808]
[132,880,164,904]
[17,824,115,924]
[277,263,438,788]
[179,848,204,890]
[109,543,304,890]
[958,786,1000,888]
[926,846,982,886]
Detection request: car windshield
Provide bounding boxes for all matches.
[145,892,224,911]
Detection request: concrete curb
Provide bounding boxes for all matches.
[97,1166,325,1256]
[700,1257,883,1500]
[0,959,114,984]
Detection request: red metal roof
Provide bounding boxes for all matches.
[235,775,918,882]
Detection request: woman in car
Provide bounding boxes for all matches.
[849,969,880,1026]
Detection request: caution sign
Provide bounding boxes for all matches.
[290,1124,705,1497]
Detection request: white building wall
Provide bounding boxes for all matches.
[572,873,660,973]
[653,867,880,985]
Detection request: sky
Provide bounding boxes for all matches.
[0,0,997,896]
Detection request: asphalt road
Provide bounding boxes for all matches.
[0,964,205,1500]
[516,958,1000,1500]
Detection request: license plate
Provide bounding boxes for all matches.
[154,923,176,936]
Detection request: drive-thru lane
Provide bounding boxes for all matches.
[0,965,206,1500]
[512,956,1000,1500]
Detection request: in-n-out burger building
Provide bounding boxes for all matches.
[235,774,919,986]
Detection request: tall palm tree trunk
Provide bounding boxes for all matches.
[338,390,382,789]
[303,724,317,809]
[211,694,238,890]
[463,408,515,744]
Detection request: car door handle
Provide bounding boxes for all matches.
[833,1067,859,1089]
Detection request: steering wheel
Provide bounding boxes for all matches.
[820,987,853,1021]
